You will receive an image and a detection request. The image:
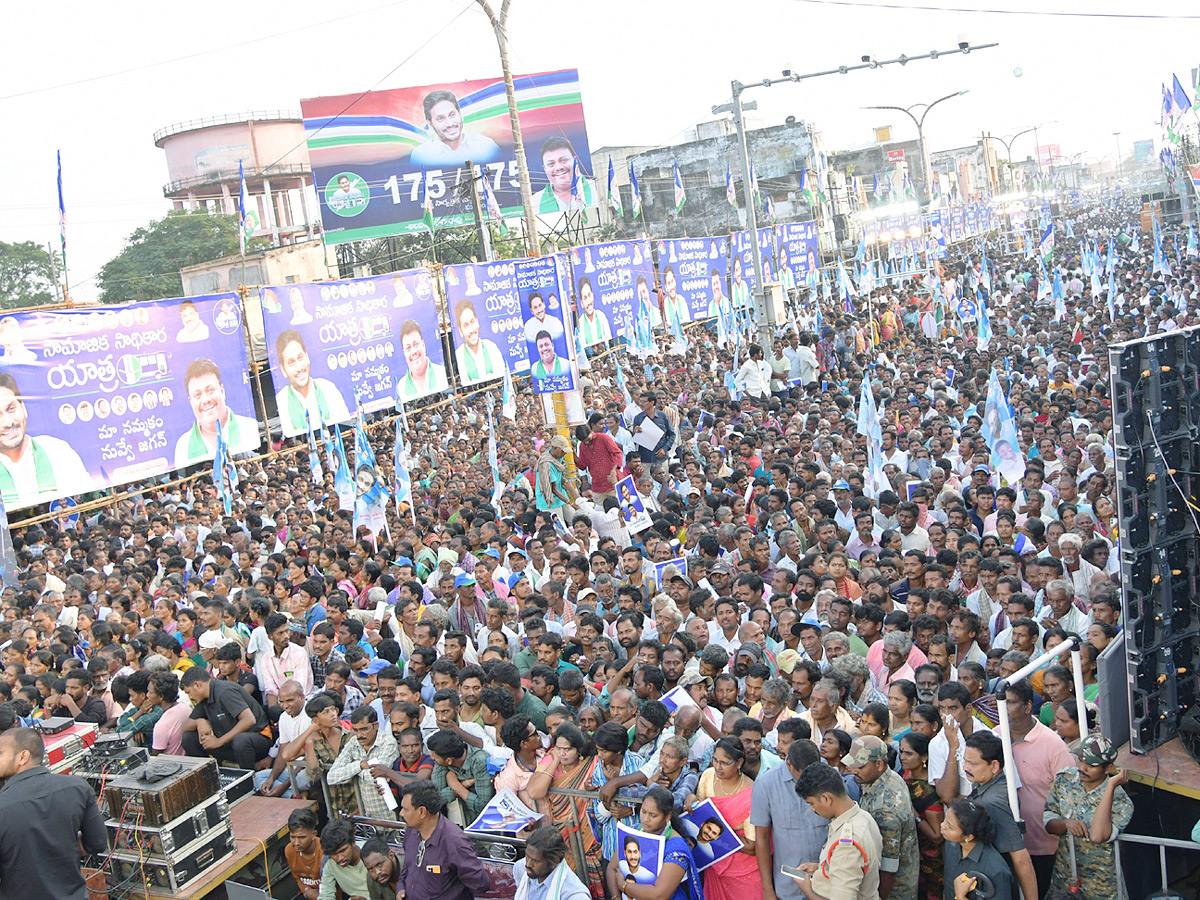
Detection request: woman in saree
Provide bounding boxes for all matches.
[527,722,607,898]
[605,784,706,900]
[684,736,762,900]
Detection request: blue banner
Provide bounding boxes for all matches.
[656,237,727,323]
[924,211,947,259]
[966,206,977,237]
[777,222,819,295]
[568,239,652,345]
[517,255,576,394]
[444,260,527,386]
[0,293,257,509]
[731,227,777,312]
[950,206,965,243]
[260,268,440,437]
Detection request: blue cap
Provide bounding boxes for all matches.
[506,547,528,559]
[454,573,477,588]
[506,571,529,590]
[364,658,390,675]
[481,548,501,560]
[832,479,851,491]
[393,556,414,568]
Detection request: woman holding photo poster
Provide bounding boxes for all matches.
[606,785,706,900]
[527,723,607,898]
[685,736,761,900]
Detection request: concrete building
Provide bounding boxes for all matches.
[155,111,319,247]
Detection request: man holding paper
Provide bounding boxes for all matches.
[631,392,674,463]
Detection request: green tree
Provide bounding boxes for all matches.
[97,211,242,304]
[0,241,58,309]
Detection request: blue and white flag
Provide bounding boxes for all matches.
[872,174,882,201]
[352,405,388,542]
[393,416,413,521]
[614,354,632,405]
[238,159,248,257]
[1039,223,1054,263]
[331,424,354,511]
[1188,227,1199,258]
[1174,74,1193,116]
[984,369,1025,486]
[673,161,686,213]
[501,363,516,421]
[629,162,642,218]
[856,379,888,497]
[976,298,993,351]
[571,158,588,221]
[305,409,323,486]
[57,150,67,274]
[212,419,239,517]
[607,156,623,217]
[726,163,738,209]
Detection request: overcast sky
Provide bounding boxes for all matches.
[3,0,1196,302]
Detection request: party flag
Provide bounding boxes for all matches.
[629,162,642,218]
[607,156,623,217]
[673,161,686,213]
[726,163,738,209]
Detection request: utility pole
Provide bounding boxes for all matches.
[865,91,967,204]
[465,161,493,263]
[1113,132,1124,183]
[475,0,539,257]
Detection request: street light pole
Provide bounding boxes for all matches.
[992,126,1039,192]
[711,41,998,352]
[1113,132,1124,183]
[865,91,967,204]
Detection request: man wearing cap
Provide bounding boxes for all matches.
[791,758,882,900]
[535,435,576,520]
[1043,735,1132,900]
[448,572,487,635]
[843,736,918,900]
[832,481,855,533]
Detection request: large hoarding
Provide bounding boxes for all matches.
[260,268,440,437]
[569,240,653,345]
[731,228,777,315]
[301,70,592,243]
[0,294,258,510]
[657,238,727,324]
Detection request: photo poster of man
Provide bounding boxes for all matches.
[654,556,687,589]
[657,238,727,324]
[444,260,525,386]
[465,787,543,836]
[733,226,779,295]
[0,293,257,510]
[518,254,577,394]
[777,222,819,295]
[300,69,592,244]
[923,210,948,259]
[615,475,652,534]
[680,799,744,871]
[262,271,431,436]
[568,239,652,347]
[616,823,665,900]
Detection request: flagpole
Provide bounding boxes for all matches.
[57,150,70,306]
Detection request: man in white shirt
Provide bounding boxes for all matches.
[0,372,91,509]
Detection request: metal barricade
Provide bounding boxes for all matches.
[1114,832,1200,900]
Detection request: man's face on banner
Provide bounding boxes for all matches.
[403,329,429,378]
[665,269,677,301]
[187,372,227,433]
[458,306,481,350]
[580,281,595,315]
[542,146,575,193]
[280,339,311,391]
[427,99,463,146]
[537,336,556,368]
[0,387,27,453]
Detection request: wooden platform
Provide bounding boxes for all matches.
[134,796,313,899]
[1118,737,1200,800]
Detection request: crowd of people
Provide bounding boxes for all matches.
[0,196,1184,900]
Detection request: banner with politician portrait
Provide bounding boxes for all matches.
[731,227,778,312]
[261,268,442,437]
[444,260,526,385]
[569,239,652,346]
[777,222,819,296]
[0,293,258,510]
[301,69,592,244]
[656,238,726,325]
[518,254,576,394]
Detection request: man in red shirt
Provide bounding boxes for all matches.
[575,423,624,500]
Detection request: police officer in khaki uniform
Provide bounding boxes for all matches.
[843,736,919,900]
[790,759,883,900]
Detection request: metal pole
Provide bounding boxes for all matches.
[1114,132,1123,182]
[731,81,772,351]
[466,161,494,263]
[1070,649,1089,741]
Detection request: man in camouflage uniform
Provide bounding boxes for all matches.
[791,757,883,900]
[843,736,919,900]
[1043,735,1133,900]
